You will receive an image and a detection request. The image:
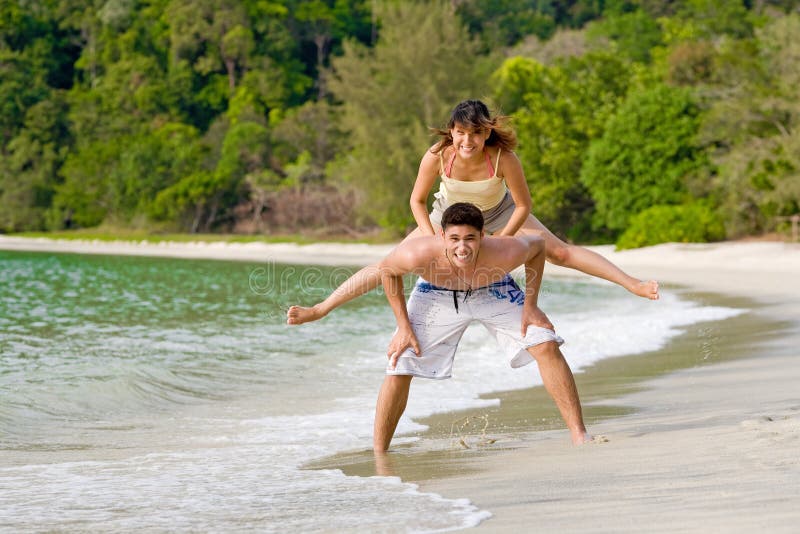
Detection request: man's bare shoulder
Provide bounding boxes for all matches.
[482,235,536,264]
[398,235,441,257]
[384,236,441,270]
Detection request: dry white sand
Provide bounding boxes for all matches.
[3,236,799,532]
[0,235,394,266]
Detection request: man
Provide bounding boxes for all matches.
[374,202,590,452]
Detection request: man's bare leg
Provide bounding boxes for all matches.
[527,341,591,444]
[373,375,413,452]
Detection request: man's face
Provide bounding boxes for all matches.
[441,224,483,267]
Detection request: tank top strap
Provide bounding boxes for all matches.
[484,151,493,177]
[493,148,502,177]
[438,151,445,176]
[445,150,457,177]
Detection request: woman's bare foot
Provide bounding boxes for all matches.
[630,279,659,300]
[286,304,326,325]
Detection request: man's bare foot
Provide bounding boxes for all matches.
[286,304,326,325]
[572,430,594,445]
[630,279,659,300]
[373,451,397,477]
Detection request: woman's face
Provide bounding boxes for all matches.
[450,122,490,159]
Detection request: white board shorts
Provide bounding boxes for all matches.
[386,275,564,379]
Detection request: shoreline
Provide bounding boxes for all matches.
[2,235,796,296]
[295,240,800,532]
[0,235,394,267]
[411,296,800,532]
[5,236,800,531]
[306,288,780,478]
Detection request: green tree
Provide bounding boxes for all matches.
[616,202,725,249]
[272,100,345,182]
[166,0,250,92]
[700,14,800,236]
[327,1,491,232]
[52,122,206,228]
[675,0,753,40]
[580,84,707,232]
[151,119,270,231]
[0,97,68,231]
[493,52,632,238]
[455,0,558,49]
[586,8,662,63]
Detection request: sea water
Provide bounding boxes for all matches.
[0,250,744,532]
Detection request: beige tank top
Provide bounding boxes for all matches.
[436,148,506,211]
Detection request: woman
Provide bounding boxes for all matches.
[287,100,657,325]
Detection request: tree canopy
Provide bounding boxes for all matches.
[2,0,800,246]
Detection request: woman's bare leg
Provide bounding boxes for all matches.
[516,214,659,300]
[287,227,432,324]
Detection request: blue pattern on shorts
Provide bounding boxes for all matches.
[488,275,525,305]
[416,275,526,305]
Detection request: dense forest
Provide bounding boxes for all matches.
[1,0,799,247]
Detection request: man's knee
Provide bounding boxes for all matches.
[384,374,413,389]
[380,374,413,403]
[526,341,565,365]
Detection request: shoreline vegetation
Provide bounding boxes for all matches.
[4,3,799,248]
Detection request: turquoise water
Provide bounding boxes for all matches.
[0,250,744,532]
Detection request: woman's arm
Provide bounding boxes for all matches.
[409,148,443,236]
[496,150,533,237]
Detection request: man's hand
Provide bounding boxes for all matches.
[387,326,422,369]
[521,305,554,336]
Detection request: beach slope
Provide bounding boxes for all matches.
[422,241,800,533]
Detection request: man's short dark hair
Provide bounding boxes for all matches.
[441,202,484,232]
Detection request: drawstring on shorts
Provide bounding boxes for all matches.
[451,289,472,313]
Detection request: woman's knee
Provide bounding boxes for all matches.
[546,242,571,266]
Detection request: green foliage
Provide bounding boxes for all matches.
[711,129,800,237]
[494,52,632,238]
[0,96,68,231]
[587,8,662,63]
[699,14,800,237]
[52,122,205,228]
[581,84,707,232]
[327,1,490,233]
[455,0,558,49]
[675,0,754,40]
[616,203,726,249]
[272,100,344,181]
[2,0,799,242]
